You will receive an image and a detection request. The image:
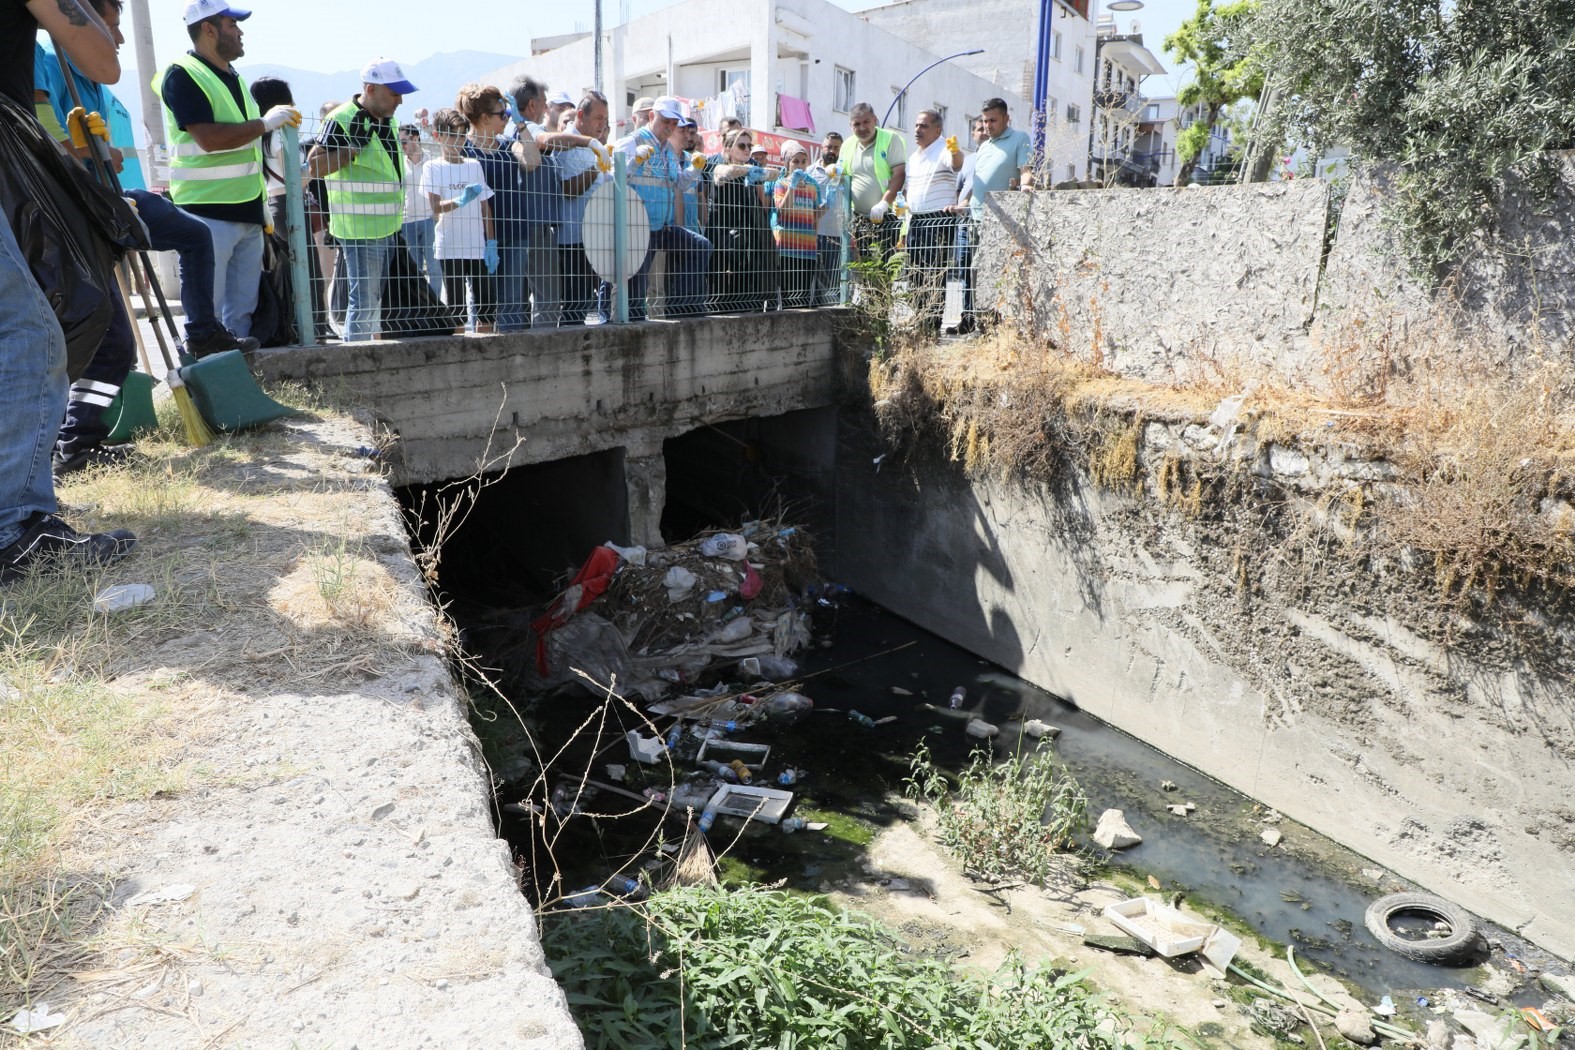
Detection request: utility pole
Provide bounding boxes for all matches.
[1031,0,1052,165]
[594,0,604,95]
[127,0,163,147]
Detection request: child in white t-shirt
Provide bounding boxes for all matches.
[422,108,496,331]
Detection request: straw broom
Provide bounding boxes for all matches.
[167,363,214,446]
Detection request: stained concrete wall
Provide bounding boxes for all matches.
[256,311,844,491]
[975,154,1575,394]
[974,183,1331,385]
[833,417,1575,960]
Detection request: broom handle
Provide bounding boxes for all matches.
[115,262,154,375]
[52,39,185,356]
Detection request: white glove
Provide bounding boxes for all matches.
[868,200,889,223]
[262,105,302,132]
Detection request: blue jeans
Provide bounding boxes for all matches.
[402,217,441,298]
[193,215,263,338]
[494,231,528,333]
[0,211,66,549]
[630,225,713,319]
[342,235,396,342]
[813,234,842,306]
[129,189,218,340]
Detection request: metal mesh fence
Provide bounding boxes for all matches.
[270,116,999,343]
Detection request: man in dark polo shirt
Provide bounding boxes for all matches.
[1,0,137,583]
[156,0,301,341]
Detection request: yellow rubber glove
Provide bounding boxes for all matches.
[590,141,613,174]
[633,143,654,167]
[945,135,959,154]
[67,107,110,149]
[690,152,706,171]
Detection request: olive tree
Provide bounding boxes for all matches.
[1249,0,1575,276]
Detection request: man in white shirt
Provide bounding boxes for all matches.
[808,131,844,305]
[903,108,963,334]
[555,91,608,325]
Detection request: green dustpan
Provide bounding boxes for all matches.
[103,370,158,444]
[178,350,295,433]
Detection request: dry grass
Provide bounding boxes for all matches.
[867,323,1575,611]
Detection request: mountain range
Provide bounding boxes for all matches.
[117,49,521,142]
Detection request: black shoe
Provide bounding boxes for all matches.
[184,327,261,359]
[0,513,137,585]
[53,443,137,479]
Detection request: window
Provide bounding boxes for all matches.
[1066,103,1081,125]
[933,103,947,130]
[1047,96,1057,126]
[888,87,905,128]
[1067,163,1075,181]
[1074,46,1085,74]
[834,66,855,113]
[1053,31,1063,60]
[718,68,751,96]
[1143,103,1159,121]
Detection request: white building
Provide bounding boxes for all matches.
[859,0,1096,184]
[1088,14,1164,186]
[481,0,1027,151]
[1132,93,1180,186]
[1177,100,1236,184]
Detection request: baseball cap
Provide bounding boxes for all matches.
[749,142,767,155]
[547,90,574,107]
[652,96,684,120]
[632,96,655,114]
[361,58,418,95]
[183,0,250,25]
[676,104,697,128]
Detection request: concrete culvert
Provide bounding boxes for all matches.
[1364,892,1483,965]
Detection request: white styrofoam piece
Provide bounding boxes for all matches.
[705,783,793,824]
[1103,897,1215,957]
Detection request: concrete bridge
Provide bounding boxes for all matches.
[256,310,845,546]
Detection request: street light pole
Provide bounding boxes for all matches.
[1032,0,1052,162]
[880,48,985,129]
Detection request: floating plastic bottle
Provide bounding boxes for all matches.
[697,808,718,833]
[781,817,807,833]
[948,686,967,710]
[603,874,648,901]
[666,724,685,749]
[706,720,740,733]
[566,886,605,908]
[699,759,739,782]
[777,768,799,786]
[848,710,876,729]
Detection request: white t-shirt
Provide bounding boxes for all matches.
[420,156,493,260]
[264,139,291,199]
[809,162,843,238]
[904,138,960,214]
[403,153,433,222]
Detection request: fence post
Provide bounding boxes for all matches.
[839,168,853,306]
[613,152,630,324]
[280,124,314,347]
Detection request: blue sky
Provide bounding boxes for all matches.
[125,0,1195,96]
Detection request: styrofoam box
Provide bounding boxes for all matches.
[697,738,770,771]
[1103,898,1214,957]
[705,784,793,824]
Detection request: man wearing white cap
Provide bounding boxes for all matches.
[155,0,300,339]
[618,95,712,318]
[545,89,575,133]
[307,58,418,341]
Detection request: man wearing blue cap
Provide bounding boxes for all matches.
[155,0,300,340]
[308,59,417,341]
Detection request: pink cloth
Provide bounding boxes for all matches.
[777,93,815,133]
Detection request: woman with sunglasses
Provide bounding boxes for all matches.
[456,83,525,332]
[705,128,779,313]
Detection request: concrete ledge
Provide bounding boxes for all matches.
[257,311,847,485]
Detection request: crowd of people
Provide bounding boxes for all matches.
[1,0,1035,584]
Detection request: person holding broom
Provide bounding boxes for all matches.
[0,0,137,583]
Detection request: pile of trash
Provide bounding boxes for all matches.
[495,522,820,701]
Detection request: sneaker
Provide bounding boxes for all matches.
[0,513,137,585]
[53,443,137,479]
[184,327,261,359]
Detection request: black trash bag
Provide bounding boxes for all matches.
[381,231,457,338]
[0,94,150,379]
[250,227,297,348]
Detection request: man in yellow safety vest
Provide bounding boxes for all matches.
[155,0,300,340]
[307,58,418,341]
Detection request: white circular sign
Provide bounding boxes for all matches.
[582,180,651,282]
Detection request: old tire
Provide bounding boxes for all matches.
[1364,892,1481,965]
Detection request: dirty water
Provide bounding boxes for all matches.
[476,595,1556,1010]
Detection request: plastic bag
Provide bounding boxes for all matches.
[699,533,748,560]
